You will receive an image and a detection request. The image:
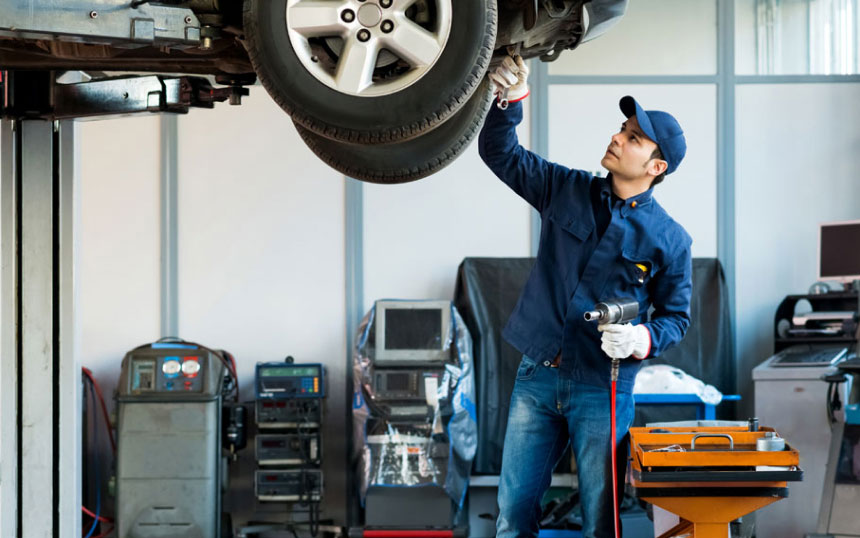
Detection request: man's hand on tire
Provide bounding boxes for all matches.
[489,55,530,103]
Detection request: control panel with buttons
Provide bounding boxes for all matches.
[255,363,325,399]
[130,353,205,393]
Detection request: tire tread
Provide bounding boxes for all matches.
[295,83,493,183]
[243,0,498,144]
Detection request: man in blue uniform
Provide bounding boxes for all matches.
[480,56,693,538]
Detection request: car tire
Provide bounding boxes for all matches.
[243,0,497,144]
[295,79,493,184]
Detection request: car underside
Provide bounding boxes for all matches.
[0,0,626,182]
[0,1,617,74]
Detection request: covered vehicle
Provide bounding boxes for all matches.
[0,0,626,183]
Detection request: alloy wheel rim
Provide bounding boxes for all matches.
[286,0,453,97]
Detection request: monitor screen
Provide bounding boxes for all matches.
[374,300,451,364]
[384,309,442,350]
[820,221,860,280]
[385,373,411,392]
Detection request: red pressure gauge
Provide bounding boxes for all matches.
[182,357,200,377]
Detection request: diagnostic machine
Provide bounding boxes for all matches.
[115,342,229,538]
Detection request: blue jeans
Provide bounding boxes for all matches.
[496,355,635,538]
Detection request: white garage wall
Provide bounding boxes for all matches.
[79,116,162,408]
[734,82,860,398]
[362,106,534,312]
[176,87,349,524]
[549,0,718,76]
[78,115,162,514]
[547,84,718,258]
[176,88,345,398]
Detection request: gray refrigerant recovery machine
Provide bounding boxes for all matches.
[115,341,239,538]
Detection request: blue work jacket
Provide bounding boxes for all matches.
[478,101,693,393]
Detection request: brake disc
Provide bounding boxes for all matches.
[323,37,400,69]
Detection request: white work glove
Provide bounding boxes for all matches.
[598,324,651,360]
[488,55,530,103]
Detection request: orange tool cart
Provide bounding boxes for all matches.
[629,425,802,538]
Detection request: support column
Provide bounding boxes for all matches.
[19,119,56,538]
[0,119,20,538]
[56,120,82,538]
[1,117,81,538]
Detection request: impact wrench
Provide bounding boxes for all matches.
[584,297,639,538]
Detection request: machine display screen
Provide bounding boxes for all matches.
[131,360,155,391]
[384,309,442,350]
[260,366,319,378]
[821,222,860,279]
[385,373,411,391]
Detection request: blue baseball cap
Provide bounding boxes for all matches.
[619,96,686,175]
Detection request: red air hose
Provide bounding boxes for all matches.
[610,360,620,538]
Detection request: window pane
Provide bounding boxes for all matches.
[736,0,859,75]
[548,0,718,76]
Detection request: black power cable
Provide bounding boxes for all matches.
[296,398,321,537]
[822,371,848,424]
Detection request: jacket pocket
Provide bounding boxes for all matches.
[543,212,593,290]
[548,212,592,241]
[619,249,657,287]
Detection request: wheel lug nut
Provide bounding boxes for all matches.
[380,0,392,7]
[381,20,394,33]
[341,9,355,22]
[357,29,371,42]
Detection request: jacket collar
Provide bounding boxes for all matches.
[600,174,654,215]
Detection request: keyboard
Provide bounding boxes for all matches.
[771,345,848,367]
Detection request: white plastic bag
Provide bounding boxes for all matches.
[633,364,723,405]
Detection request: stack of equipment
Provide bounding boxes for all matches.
[367,300,451,423]
[774,220,860,352]
[352,299,477,533]
[254,360,325,504]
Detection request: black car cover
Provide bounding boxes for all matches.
[454,257,734,474]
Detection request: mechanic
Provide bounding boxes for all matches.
[478,55,693,538]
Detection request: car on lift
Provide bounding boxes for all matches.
[0,0,626,183]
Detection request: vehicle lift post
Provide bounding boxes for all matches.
[0,69,239,538]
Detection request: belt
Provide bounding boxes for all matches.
[549,352,562,368]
